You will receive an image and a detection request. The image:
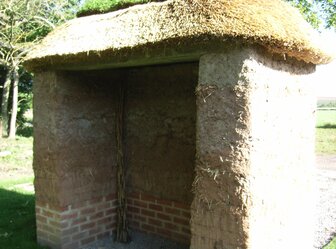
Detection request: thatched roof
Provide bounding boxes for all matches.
[24,0,335,71]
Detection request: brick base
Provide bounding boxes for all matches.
[36,192,191,248]
[36,194,117,249]
[127,191,191,244]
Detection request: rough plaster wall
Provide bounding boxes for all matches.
[247,51,316,249]
[34,71,64,207]
[125,63,198,204]
[33,70,120,208]
[34,63,197,209]
[191,49,316,249]
[191,51,253,249]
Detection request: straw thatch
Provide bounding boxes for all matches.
[24,0,334,71]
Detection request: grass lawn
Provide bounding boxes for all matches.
[0,177,47,249]
[325,237,336,249]
[0,136,33,177]
[0,136,45,249]
[316,110,336,154]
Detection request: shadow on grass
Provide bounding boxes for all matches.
[317,124,336,129]
[0,188,47,249]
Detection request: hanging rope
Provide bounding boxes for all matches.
[115,82,129,243]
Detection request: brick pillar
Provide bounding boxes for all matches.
[191,49,316,249]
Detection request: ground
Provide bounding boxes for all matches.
[316,155,336,248]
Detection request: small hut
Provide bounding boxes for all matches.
[24,0,334,248]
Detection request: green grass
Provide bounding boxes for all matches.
[0,177,47,249]
[316,110,336,154]
[0,136,41,248]
[0,177,34,189]
[317,110,336,128]
[324,237,336,249]
[77,0,164,16]
[0,136,33,174]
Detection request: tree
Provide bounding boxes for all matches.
[286,0,336,29]
[317,0,336,29]
[0,0,78,138]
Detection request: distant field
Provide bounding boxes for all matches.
[317,98,336,108]
[316,110,336,154]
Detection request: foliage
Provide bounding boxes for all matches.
[286,0,321,28]
[0,0,78,138]
[0,0,77,62]
[16,69,33,137]
[77,0,164,16]
[316,0,336,29]
[286,0,336,29]
[1,66,33,137]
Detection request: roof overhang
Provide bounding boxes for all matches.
[24,0,335,72]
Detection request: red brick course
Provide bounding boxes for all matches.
[127,191,191,244]
[36,191,191,248]
[36,193,117,249]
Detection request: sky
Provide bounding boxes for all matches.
[316,62,336,98]
[315,29,336,98]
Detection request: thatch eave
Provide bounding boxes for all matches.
[24,36,318,72]
[23,36,243,71]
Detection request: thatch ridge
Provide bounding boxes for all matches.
[24,0,335,71]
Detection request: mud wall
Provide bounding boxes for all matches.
[191,49,316,249]
[33,70,121,208]
[125,63,197,204]
[247,50,316,249]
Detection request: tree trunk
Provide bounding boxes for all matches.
[1,69,12,138]
[9,67,19,139]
